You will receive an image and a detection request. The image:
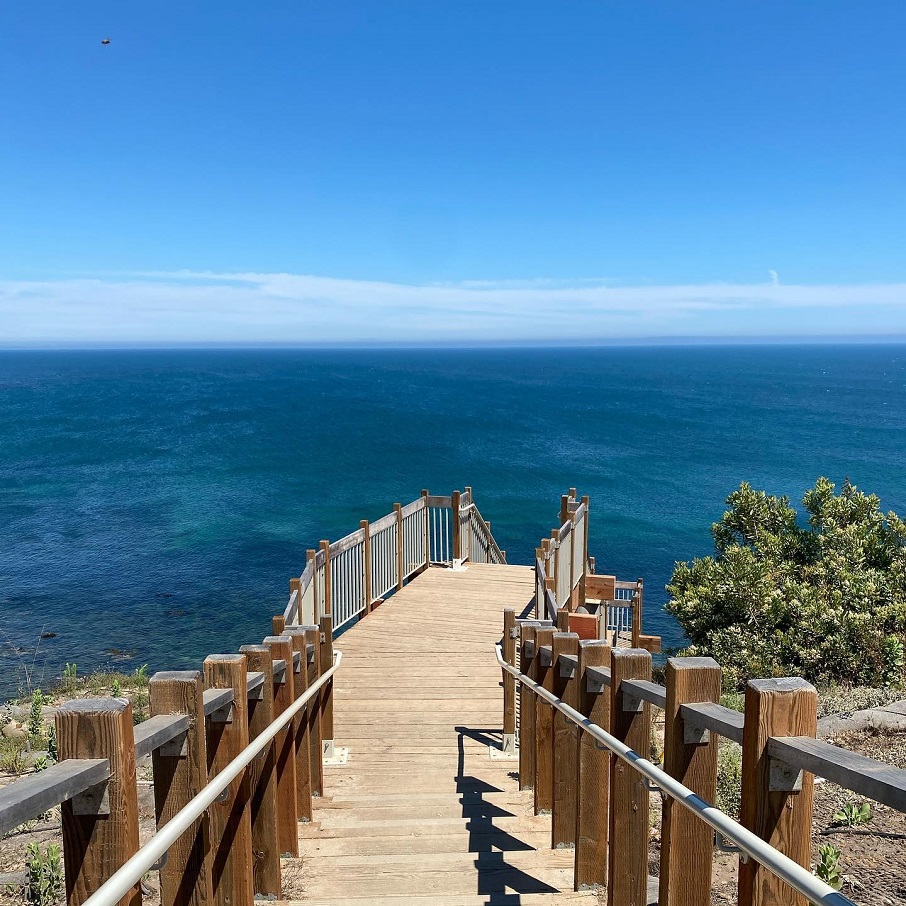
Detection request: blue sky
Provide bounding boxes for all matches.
[1,1,904,343]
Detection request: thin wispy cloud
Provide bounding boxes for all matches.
[0,270,904,344]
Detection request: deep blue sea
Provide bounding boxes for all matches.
[2,346,905,698]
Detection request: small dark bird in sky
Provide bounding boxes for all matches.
[101,37,111,45]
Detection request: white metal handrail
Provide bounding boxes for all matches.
[82,651,343,906]
[494,644,853,906]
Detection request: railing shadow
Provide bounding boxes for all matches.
[454,725,560,902]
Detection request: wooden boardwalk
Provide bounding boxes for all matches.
[293,563,598,905]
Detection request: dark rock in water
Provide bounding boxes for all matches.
[165,609,186,617]
[156,592,174,598]
[41,632,57,639]
[105,648,137,660]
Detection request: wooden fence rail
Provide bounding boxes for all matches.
[498,615,906,906]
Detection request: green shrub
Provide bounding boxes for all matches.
[667,478,906,689]
[815,843,842,890]
[27,689,45,747]
[832,800,872,827]
[60,663,78,692]
[716,741,742,817]
[23,842,63,906]
[111,678,121,698]
[0,737,29,775]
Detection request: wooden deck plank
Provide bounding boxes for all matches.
[290,563,596,902]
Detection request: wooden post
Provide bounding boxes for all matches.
[306,623,325,795]
[557,608,570,632]
[263,635,298,855]
[659,657,721,906]
[451,490,462,562]
[519,622,538,791]
[580,494,590,602]
[150,671,213,906]
[271,615,285,636]
[575,640,611,891]
[393,503,404,590]
[360,519,373,614]
[550,531,559,606]
[502,609,517,755]
[464,486,473,561]
[551,632,580,848]
[738,678,817,906]
[307,549,319,621]
[289,577,300,626]
[203,655,254,906]
[632,578,643,647]
[237,646,280,899]
[319,540,331,614]
[319,614,335,761]
[534,626,556,815]
[284,628,313,821]
[57,699,141,906]
[560,493,570,524]
[608,648,651,906]
[421,489,431,569]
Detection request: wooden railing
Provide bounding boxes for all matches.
[500,617,906,905]
[283,487,506,630]
[0,616,337,906]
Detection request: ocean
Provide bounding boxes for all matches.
[2,345,905,698]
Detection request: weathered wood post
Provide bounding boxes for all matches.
[534,626,556,814]
[238,645,281,899]
[263,635,299,855]
[574,640,611,891]
[502,609,517,755]
[149,671,213,906]
[307,549,319,622]
[451,490,462,562]
[421,489,431,568]
[289,577,300,626]
[360,520,373,615]
[319,540,332,614]
[659,657,722,906]
[319,614,335,761]
[580,494,590,602]
[284,628,313,821]
[519,621,539,791]
[203,655,254,906]
[632,578,643,647]
[305,623,325,794]
[271,615,285,636]
[738,678,817,906]
[57,699,141,906]
[551,631,580,848]
[608,648,651,906]
[557,608,570,632]
[464,486,474,561]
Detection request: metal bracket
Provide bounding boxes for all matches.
[210,704,234,724]
[320,631,326,643]
[322,740,349,765]
[715,833,750,863]
[489,734,518,760]
[508,627,520,639]
[769,757,803,792]
[150,852,169,872]
[71,781,110,816]
[644,779,661,793]
[160,730,189,757]
[213,788,230,804]
[684,723,710,745]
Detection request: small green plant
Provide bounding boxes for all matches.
[132,664,149,686]
[111,678,122,697]
[46,724,57,762]
[28,689,45,747]
[814,843,842,890]
[61,663,78,692]
[23,841,64,906]
[832,800,872,827]
[33,755,48,772]
[0,737,29,775]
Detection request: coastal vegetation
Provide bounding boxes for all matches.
[666,477,906,690]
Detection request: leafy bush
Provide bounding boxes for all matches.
[814,843,842,890]
[27,689,45,747]
[667,478,906,689]
[716,741,742,817]
[23,842,63,906]
[832,800,872,827]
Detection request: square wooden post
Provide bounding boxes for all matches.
[519,621,539,791]
[574,640,611,891]
[421,489,431,568]
[451,490,462,561]
[608,648,651,906]
[659,657,721,906]
[305,623,325,794]
[203,654,254,906]
[319,614,335,760]
[534,626,556,815]
[360,520,373,614]
[284,628,313,820]
[502,609,517,755]
[57,699,141,906]
[263,635,299,855]
[319,540,332,614]
[738,678,817,906]
[393,503,404,590]
[551,631,580,848]
[238,645,281,899]
[150,671,213,906]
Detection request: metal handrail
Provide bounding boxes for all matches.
[494,644,853,906]
[81,651,343,906]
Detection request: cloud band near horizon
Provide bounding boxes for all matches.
[1,270,904,344]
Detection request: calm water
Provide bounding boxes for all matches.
[1,346,905,698]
